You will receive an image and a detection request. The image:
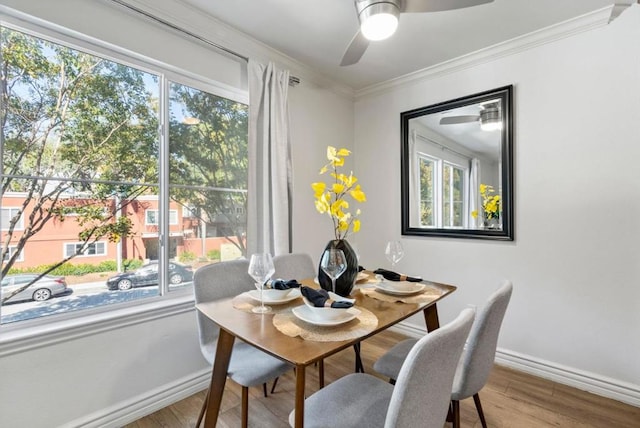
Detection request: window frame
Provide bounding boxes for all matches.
[416,152,469,229]
[1,207,24,231]
[3,245,24,263]
[441,161,468,229]
[63,241,107,258]
[0,11,249,341]
[145,209,178,225]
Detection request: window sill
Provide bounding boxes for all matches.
[0,291,196,358]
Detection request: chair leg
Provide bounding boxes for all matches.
[473,393,488,428]
[270,376,279,394]
[452,400,460,428]
[262,382,267,397]
[196,388,209,428]
[241,386,249,428]
[318,359,325,388]
[353,343,365,373]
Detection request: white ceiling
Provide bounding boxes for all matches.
[179,0,617,90]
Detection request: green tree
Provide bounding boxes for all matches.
[0,27,158,302]
[168,82,248,255]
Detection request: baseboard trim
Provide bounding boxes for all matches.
[61,368,211,428]
[495,348,640,408]
[389,323,640,408]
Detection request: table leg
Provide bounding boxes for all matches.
[294,364,306,428]
[424,303,441,332]
[203,329,235,428]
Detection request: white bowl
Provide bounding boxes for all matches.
[261,288,293,300]
[292,305,360,326]
[302,304,350,322]
[302,294,355,321]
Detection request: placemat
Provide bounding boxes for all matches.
[272,307,378,342]
[360,283,445,304]
[232,291,303,314]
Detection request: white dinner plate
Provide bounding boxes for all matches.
[246,288,301,304]
[292,305,361,326]
[375,281,425,296]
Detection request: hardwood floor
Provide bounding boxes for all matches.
[125,330,640,428]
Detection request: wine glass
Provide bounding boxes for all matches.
[384,240,404,267]
[320,248,347,294]
[248,253,275,314]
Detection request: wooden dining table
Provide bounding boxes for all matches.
[196,278,456,427]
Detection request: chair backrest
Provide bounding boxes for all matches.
[193,259,253,359]
[452,280,513,400]
[384,308,475,428]
[273,253,316,280]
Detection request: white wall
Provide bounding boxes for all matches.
[0,1,353,427]
[354,6,640,404]
[289,85,355,258]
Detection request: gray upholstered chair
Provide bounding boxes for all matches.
[288,307,475,428]
[194,259,292,428]
[374,280,513,428]
[273,252,316,280]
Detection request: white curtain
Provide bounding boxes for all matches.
[409,130,421,227]
[247,60,292,256]
[468,158,480,228]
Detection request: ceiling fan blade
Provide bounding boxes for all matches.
[340,30,370,66]
[439,115,480,125]
[401,0,494,13]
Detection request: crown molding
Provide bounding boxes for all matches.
[355,5,623,100]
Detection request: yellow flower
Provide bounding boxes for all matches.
[350,185,366,203]
[332,183,345,193]
[475,183,501,221]
[311,182,326,197]
[312,145,366,240]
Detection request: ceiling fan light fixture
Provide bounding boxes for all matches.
[359,2,400,41]
[480,105,502,131]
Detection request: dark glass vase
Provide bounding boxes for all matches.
[318,239,358,297]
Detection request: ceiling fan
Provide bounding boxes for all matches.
[341,0,494,66]
[439,102,502,131]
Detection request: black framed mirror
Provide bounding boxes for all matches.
[400,85,513,240]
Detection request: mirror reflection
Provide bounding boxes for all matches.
[400,85,513,240]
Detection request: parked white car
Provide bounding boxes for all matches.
[1,274,70,303]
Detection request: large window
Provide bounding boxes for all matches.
[0,25,248,324]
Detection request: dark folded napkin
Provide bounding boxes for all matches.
[267,278,301,290]
[300,286,354,309]
[373,268,422,282]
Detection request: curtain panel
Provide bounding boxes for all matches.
[247,60,292,256]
